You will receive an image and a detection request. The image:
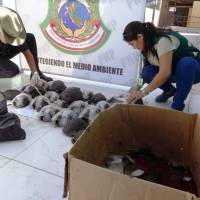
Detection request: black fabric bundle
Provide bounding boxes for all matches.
[0,91,26,142]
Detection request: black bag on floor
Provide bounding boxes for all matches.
[0,91,7,115]
[0,91,26,142]
[0,113,26,142]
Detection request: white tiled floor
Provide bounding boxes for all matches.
[0,156,9,167]
[0,160,65,200]
[0,72,200,200]
[0,116,52,158]
[188,94,200,113]
[0,114,69,200]
[15,125,72,177]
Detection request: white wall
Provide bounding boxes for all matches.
[16,0,146,86]
[145,7,160,25]
[2,0,15,9]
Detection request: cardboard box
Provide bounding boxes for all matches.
[65,104,200,200]
[187,1,200,28]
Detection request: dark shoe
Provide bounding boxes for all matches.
[155,87,176,103]
[38,70,53,82]
[171,102,185,111]
[30,71,53,82]
[134,98,144,105]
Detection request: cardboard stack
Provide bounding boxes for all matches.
[187,1,200,28]
[64,104,200,200]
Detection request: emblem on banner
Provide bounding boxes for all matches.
[40,0,111,55]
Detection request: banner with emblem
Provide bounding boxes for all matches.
[16,0,146,86]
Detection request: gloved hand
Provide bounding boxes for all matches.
[30,72,40,86]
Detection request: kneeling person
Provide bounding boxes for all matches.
[0,6,52,84]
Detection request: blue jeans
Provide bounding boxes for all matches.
[142,57,200,111]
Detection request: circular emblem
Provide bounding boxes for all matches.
[40,0,111,55]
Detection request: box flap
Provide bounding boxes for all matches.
[69,105,122,165]
[69,156,196,200]
[119,105,197,166]
[190,115,200,195]
[69,104,197,168]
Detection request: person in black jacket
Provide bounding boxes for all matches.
[0,6,52,85]
[123,21,200,111]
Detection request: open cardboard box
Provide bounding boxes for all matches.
[64,104,200,200]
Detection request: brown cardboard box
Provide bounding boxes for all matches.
[187,1,200,28]
[65,104,200,200]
